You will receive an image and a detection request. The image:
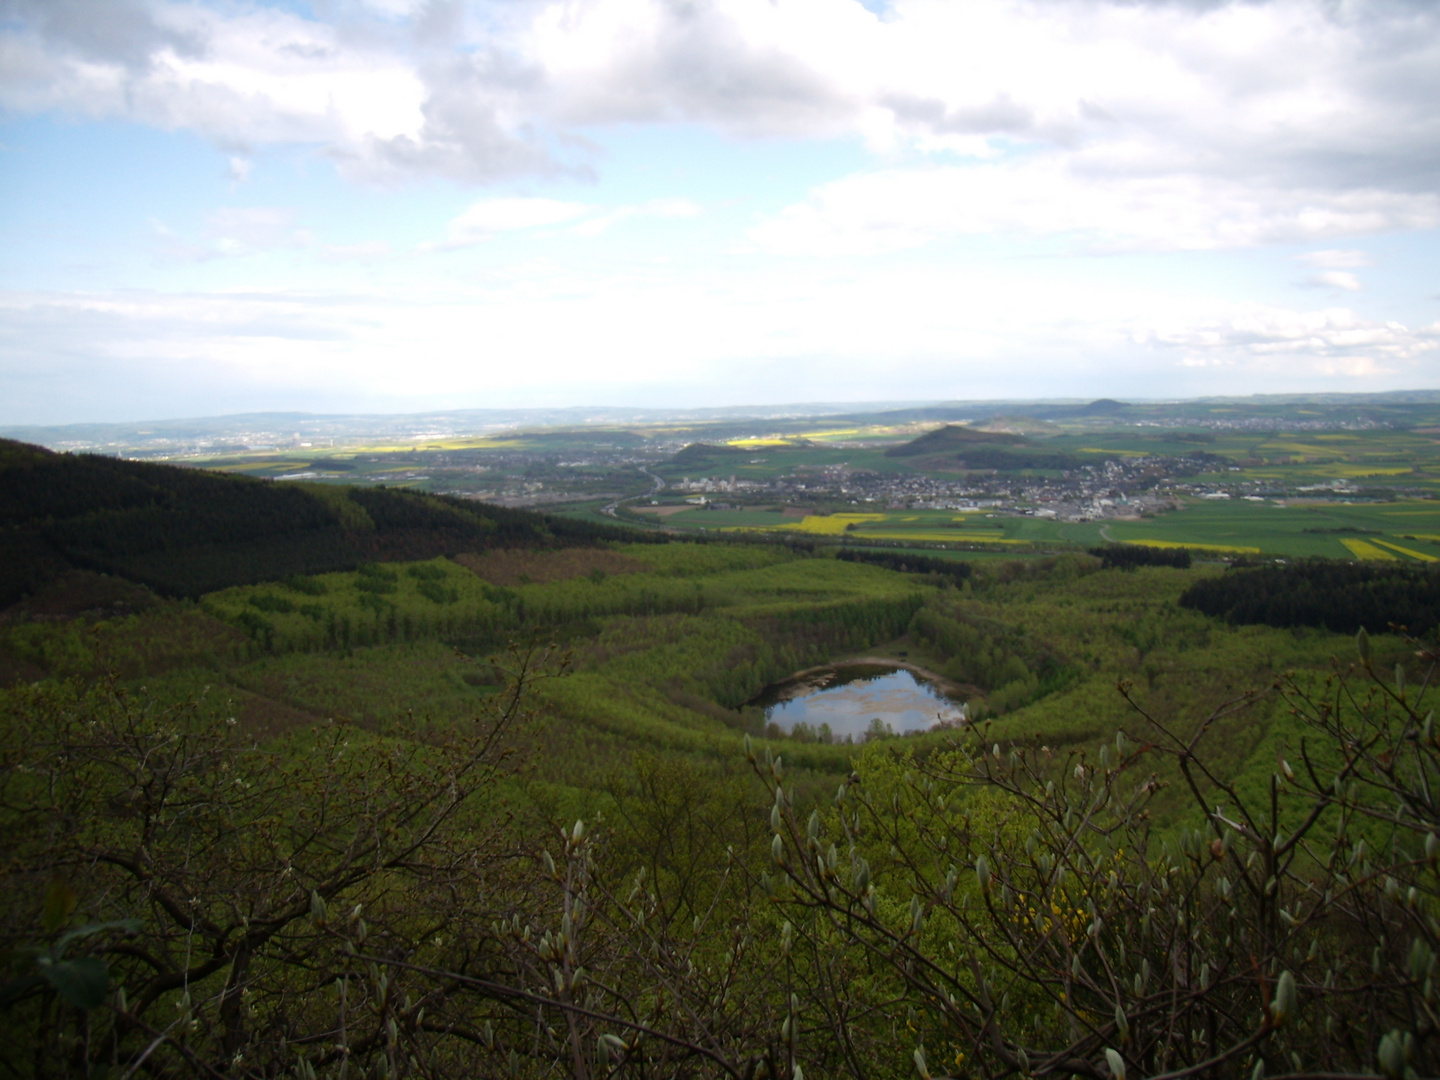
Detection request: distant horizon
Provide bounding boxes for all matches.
[7,388,1440,449]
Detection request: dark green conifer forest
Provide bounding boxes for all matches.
[2,439,1437,1079]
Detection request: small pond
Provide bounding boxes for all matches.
[748,663,966,741]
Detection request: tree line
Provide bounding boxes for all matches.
[835,548,974,583]
[1180,558,1440,635]
[1089,544,1193,570]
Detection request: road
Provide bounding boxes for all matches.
[600,466,666,518]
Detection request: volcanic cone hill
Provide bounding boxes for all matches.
[884,425,1079,470]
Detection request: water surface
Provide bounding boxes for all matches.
[750,664,966,740]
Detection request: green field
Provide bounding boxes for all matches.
[639,498,1440,561]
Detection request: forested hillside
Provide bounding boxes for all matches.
[0,438,646,603]
[1180,557,1440,635]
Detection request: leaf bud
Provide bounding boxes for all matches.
[1377,1030,1408,1079]
[772,834,785,864]
[1357,627,1371,665]
[975,855,991,893]
[1105,1047,1126,1079]
[542,849,556,878]
[601,1033,627,1057]
[1410,939,1433,982]
[914,1047,931,1080]
[1270,969,1297,1027]
[309,890,327,924]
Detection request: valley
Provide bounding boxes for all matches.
[3,399,1439,1078]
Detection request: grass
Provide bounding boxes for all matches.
[1101,499,1440,560]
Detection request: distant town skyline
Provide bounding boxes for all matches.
[2,0,1438,425]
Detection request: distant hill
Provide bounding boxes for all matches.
[885,425,1084,470]
[668,442,750,467]
[1075,398,1130,416]
[0,439,653,606]
[884,425,1026,457]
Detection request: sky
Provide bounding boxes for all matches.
[1,0,1438,425]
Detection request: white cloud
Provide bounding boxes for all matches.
[5,1,1440,421]
[1298,249,1373,269]
[1302,271,1363,292]
[571,197,702,236]
[152,205,312,261]
[5,273,1437,424]
[432,195,701,246]
[321,240,393,261]
[2,0,1438,225]
[1141,306,1440,377]
[435,197,592,248]
[746,161,1440,256]
[451,197,592,233]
